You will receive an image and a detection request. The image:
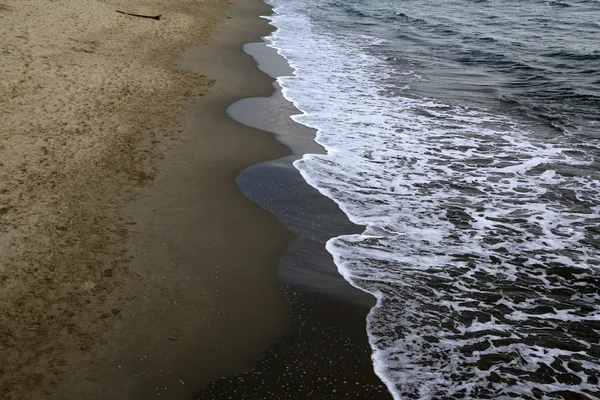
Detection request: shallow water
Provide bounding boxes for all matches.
[266,0,600,398]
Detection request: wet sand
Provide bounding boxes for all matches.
[197,42,392,399]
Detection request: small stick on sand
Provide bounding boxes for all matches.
[116,10,161,20]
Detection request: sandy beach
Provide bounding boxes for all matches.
[0,0,293,398]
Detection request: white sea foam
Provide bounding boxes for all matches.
[266,0,600,398]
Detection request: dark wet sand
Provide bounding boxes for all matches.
[48,0,296,399]
[196,42,392,399]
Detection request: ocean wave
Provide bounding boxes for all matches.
[267,0,600,398]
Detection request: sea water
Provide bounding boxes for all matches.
[265,0,600,398]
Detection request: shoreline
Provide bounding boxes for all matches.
[195,39,392,398]
[1,0,393,398]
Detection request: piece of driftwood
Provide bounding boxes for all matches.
[116,10,161,20]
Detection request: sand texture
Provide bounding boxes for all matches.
[46,0,296,396]
[0,0,227,397]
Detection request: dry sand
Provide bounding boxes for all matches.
[0,0,291,398]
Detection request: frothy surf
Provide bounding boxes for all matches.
[265,0,600,398]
